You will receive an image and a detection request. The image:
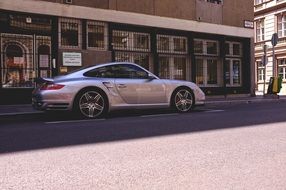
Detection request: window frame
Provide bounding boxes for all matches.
[195,57,222,87]
[277,14,286,38]
[278,58,286,80]
[194,39,219,56]
[158,55,188,80]
[86,21,108,50]
[157,34,188,54]
[59,18,81,49]
[225,58,242,87]
[256,19,265,42]
[257,60,265,82]
[112,30,151,52]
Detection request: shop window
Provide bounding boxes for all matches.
[112,30,150,52]
[59,18,81,48]
[195,57,222,87]
[158,56,187,80]
[225,59,241,86]
[2,42,33,88]
[157,35,188,54]
[277,14,286,38]
[87,21,108,50]
[278,59,286,80]
[194,39,219,55]
[225,42,242,57]
[256,19,265,42]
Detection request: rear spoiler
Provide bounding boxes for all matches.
[34,77,54,85]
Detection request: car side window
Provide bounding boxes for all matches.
[115,64,148,79]
[84,66,115,78]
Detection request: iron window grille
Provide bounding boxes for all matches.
[87,21,108,50]
[59,18,81,49]
[112,30,150,52]
[157,35,188,54]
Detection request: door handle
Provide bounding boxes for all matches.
[117,84,127,88]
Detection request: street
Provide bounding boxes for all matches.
[1,101,286,189]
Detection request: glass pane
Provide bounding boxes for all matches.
[279,67,284,79]
[225,43,230,55]
[133,33,149,50]
[133,54,150,70]
[112,31,129,49]
[157,36,170,52]
[233,60,240,85]
[195,58,204,85]
[207,41,218,55]
[225,60,230,84]
[194,40,203,54]
[61,22,79,47]
[88,24,105,49]
[233,44,241,56]
[173,38,187,53]
[173,57,186,80]
[158,57,170,79]
[207,59,217,84]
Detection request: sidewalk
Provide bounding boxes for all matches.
[0,95,285,119]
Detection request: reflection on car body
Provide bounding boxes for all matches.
[32,62,205,118]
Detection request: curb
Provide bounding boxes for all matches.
[0,112,44,123]
[205,97,285,106]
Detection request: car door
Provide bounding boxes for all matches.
[114,64,167,104]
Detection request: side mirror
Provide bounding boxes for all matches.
[148,74,156,80]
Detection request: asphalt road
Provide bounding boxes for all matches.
[0,102,286,189]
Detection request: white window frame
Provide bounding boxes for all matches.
[59,18,81,49]
[194,39,219,56]
[256,19,265,42]
[157,35,188,54]
[278,58,286,80]
[225,58,242,87]
[257,60,265,82]
[86,21,108,50]
[278,14,286,38]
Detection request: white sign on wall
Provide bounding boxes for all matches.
[63,52,82,66]
[244,20,254,29]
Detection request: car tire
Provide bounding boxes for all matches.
[171,88,194,113]
[74,89,107,118]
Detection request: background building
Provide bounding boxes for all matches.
[254,0,286,95]
[0,0,254,104]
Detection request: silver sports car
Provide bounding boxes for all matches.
[32,62,205,118]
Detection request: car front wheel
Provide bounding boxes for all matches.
[172,88,194,113]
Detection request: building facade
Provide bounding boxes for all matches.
[0,0,254,104]
[254,0,286,95]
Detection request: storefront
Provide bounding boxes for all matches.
[0,12,54,103]
[0,11,252,104]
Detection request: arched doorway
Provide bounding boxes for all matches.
[3,43,26,87]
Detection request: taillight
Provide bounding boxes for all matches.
[40,83,65,90]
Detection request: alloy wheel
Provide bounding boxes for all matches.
[79,91,105,118]
[174,89,193,112]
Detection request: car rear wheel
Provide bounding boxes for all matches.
[76,90,107,118]
[172,88,194,113]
